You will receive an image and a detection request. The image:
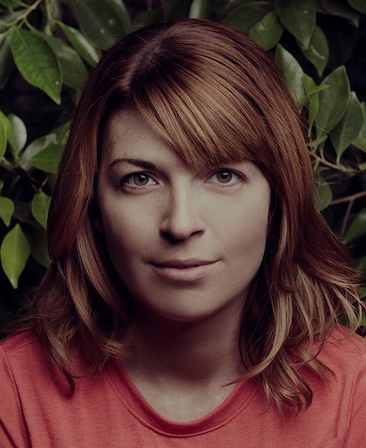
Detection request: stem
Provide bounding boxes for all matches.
[310,152,362,174]
[330,191,366,240]
[5,0,43,27]
[340,200,352,239]
[331,191,366,206]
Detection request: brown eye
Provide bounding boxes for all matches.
[122,172,156,189]
[216,170,233,183]
[207,169,242,186]
[133,173,150,186]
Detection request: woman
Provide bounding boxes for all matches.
[1,19,365,447]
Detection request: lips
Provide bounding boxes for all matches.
[154,259,215,268]
[152,259,218,282]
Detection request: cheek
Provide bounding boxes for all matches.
[100,208,151,264]
[223,199,270,262]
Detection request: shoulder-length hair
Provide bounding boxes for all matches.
[23,19,361,412]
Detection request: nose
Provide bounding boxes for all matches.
[160,187,204,241]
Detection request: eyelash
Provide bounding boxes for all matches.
[120,172,157,189]
[119,169,244,190]
[207,169,244,186]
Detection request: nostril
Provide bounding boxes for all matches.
[161,228,202,243]
[161,231,183,244]
[161,230,190,243]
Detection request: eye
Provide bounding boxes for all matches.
[122,172,157,188]
[208,169,242,185]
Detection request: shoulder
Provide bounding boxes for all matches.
[308,326,366,445]
[0,331,53,391]
[0,330,47,367]
[318,325,366,369]
[298,325,366,410]
[0,330,40,353]
[312,325,366,411]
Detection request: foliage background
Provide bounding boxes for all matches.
[0,0,365,329]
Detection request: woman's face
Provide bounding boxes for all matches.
[96,109,271,323]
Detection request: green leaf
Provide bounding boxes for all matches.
[38,33,89,90]
[223,1,273,34]
[46,0,62,21]
[31,192,50,229]
[57,22,101,66]
[20,133,57,162]
[318,0,360,26]
[352,102,366,152]
[347,0,366,13]
[300,26,329,77]
[0,33,7,46]
[7,114,27,157]
[357,256,366,274]
[69,0,131,50]
[0,33,13,89]
[26,226,50,268]
[0,223,30,288]
[330,92,363,162]
[0,0,23,7]
[52,124,69,148]
[275,45,305,108]
[0,11,23,34]
[189,0,211,19]
[28,142,64,173]
[0,110,7,159]
[303,74,319,135]
[344,208,366,243]
[163,0,192,21]
[321,17,356,71]
[0,196,14,226]
[360,305,366,325]
[314,178,333,211]
[275,0,316,49]
[316,66,350,139]
[132,9,163,29]
[249,10,283,50]
[10,27,61,104]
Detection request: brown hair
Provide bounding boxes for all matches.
[17,19,362,412]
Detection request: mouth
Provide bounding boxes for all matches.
[151,259,218,282]
[154,259,216,268]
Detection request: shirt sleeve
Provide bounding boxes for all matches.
[0,344,30,448]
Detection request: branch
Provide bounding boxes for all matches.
[310,152,363,174]
[331,191,366,206]
[5,0,43,27]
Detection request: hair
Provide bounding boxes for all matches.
[12,19,363,413]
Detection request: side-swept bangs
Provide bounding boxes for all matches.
[112,20,308,181]
[128,46,263,168]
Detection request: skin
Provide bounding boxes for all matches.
[96,109,271,421]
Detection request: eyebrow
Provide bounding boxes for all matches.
[107,158,157,171]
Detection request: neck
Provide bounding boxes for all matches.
[123,302,244,386]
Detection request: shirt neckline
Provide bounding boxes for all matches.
[105,360,258,437]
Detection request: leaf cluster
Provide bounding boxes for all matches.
[0,0,365,327]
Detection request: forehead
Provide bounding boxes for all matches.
[100,107,257,172]
[103,110,148,145]
[101,109,166,160]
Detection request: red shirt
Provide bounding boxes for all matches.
[1,327,366,447]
